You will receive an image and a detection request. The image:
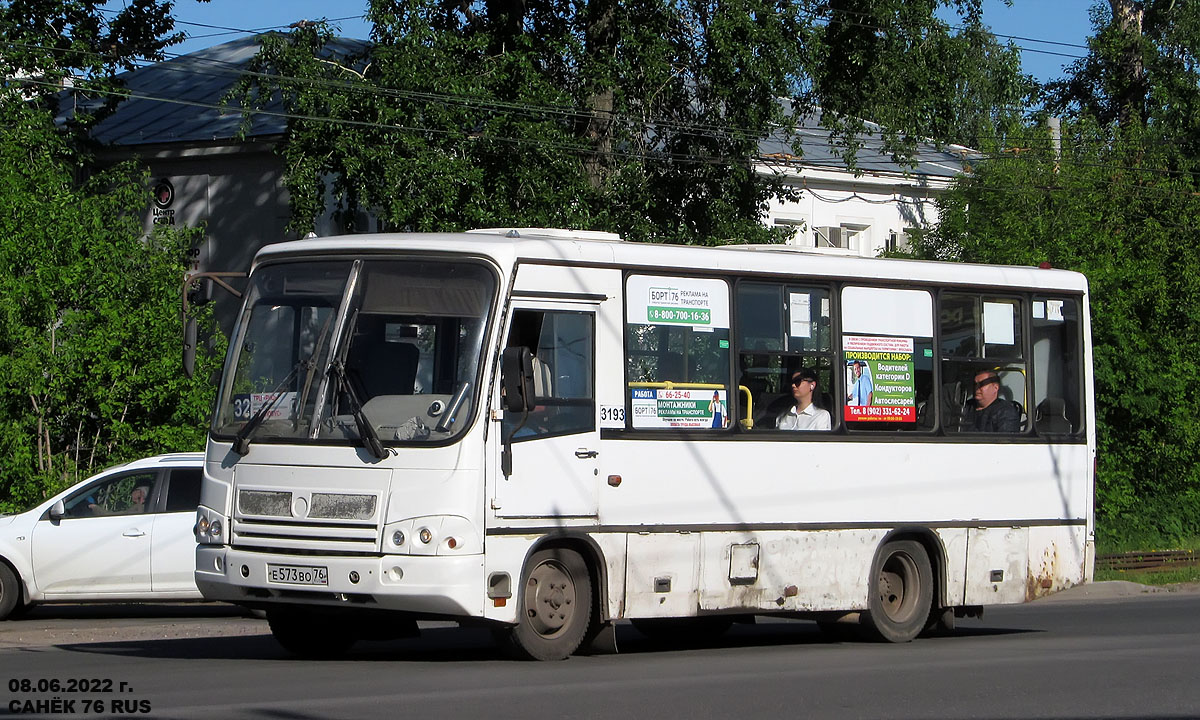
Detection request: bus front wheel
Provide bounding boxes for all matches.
[864,540,932,643]
[501,548,593,661]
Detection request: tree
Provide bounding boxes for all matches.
[0,0,220,510]
[916,117,1200,546]
[236,0,817,245]
[237,1,1029,244]
[806,0,1034,167]
[0,101,222,510]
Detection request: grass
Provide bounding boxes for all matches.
[1094,536,1200,586]
[1094,565,1200,586]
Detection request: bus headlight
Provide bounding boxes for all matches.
[381,516,480,555]
[194,506,227,545]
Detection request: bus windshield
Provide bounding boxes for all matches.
[212,258,496,447]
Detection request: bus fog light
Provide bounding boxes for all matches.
[241,565,249,578]
[419,527,432,544]
[392,530,406,547]
[349,571,360,584]
[214,556,223,572]
[389,567,403,581]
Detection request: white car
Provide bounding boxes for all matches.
[0,453,204,619]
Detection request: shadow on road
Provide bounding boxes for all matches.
[53,618,1039,663]
[16,602,248,621]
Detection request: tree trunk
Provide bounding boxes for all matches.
[1110,0,1145,127]
[582,0,618,189]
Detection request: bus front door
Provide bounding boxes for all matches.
[495,304,599,519]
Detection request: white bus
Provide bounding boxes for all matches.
[191,228,1094,660]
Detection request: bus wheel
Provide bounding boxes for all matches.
[267,609,357,659]
[864,540,932,643]
[0,563,20,621]
[504,548,592,661]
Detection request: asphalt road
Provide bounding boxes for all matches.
[1,583,1198,719]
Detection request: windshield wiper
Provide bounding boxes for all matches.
[327,360,387,460]
[232,360,309,456]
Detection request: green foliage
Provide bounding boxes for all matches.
[807,0,1034,166]
[0,99,221,513]
[919,116,1200,545]
[233,1,812,244]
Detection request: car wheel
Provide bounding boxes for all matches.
[0,563,22,621]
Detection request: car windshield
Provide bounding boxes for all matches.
[212,258,496,446]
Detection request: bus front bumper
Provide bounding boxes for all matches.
[195,546,485,618]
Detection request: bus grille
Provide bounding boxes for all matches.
[231,517,380,553]
[232,488,382,553]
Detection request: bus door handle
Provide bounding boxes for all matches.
[575,448,598,459]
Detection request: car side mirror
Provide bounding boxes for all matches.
[49,500,65,521]
[501,346,535,413]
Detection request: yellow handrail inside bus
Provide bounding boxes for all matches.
[627,382,754,430]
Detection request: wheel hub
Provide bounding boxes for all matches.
[525,561,575,637]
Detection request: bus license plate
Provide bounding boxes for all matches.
[267,564,328,586]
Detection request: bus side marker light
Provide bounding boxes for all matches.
[494,598,507,607]
[608,475,622,487]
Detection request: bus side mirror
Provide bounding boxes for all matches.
[501,346,535,413]
[183,315,198,379]
[48,499,65,521]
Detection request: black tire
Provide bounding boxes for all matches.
[267,609,357,659]
[0,563,21,621]
[501,548,592,661]
[863,539,933,643]
[922,606,955,637]
[631,616,734,644]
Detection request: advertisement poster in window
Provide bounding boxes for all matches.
[843,335,915,422]
[631,388,730,429]
[626,275,730,429]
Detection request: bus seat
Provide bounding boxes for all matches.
[355,341,419,398]
[1036,397,1072,434]
[531,356,553,398]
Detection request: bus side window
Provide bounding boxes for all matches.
[939,293,1027,434]
[840,286,934,433]
[503,309,594,441]
[1031,297,1083,436]
[624,275,732,430]
[735,281,833,431]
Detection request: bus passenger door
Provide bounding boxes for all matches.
[495,304,599,519]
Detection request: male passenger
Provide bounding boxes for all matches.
[969,370,1021,433]
[777,368,831,431]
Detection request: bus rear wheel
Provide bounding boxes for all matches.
[864,540,932,643]
[501,548,592,661]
